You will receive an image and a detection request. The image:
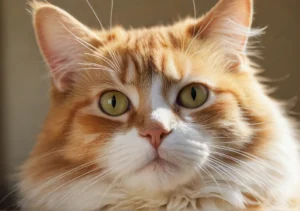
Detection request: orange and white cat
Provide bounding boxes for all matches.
[19,0,300,210]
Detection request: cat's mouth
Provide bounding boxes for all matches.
[136,153,178,173]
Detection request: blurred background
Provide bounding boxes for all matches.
[0,0,299,209]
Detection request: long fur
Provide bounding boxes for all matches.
[19,1,300,210]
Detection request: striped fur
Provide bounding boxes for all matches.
[20,0,300,210]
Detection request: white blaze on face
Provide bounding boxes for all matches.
[150,76,174,130]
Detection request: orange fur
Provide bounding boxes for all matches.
[20,1,300,210]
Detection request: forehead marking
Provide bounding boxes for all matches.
[150,76,173,129]
[125,55,136,83]
[164,55,180,80]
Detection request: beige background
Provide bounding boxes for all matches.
[0,0,299,207]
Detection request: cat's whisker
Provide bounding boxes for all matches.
[20,1,299,210]
[78,62,116,74]
[56,165,127,209]
[208,157,275,208]
[85,0,103,29]
[84,53,119,71]
[201,165,225,199]
[66,35,119,71]
[59,26,120,72]
[0,184,20,209]
[25,144,100,163]
[84,0,121,69]
[192,164,205,182]
[99,170,125,207]
[191,0,197,37]
[39,167,103,205]
[207,145,282,175]
[24,140,117,165]
[60,21,121,72]
[204,160,233,191]
[79,62,114,69]
[185,17,215,56]
[210,151,280,185]
[54,169,114,209]
[51,144,145,208]
[208,156,267,190]
[20,155,113,207]
[76,67,115,73]
[206,158,264,205]
[110,0,114,29]
[71,35,120,72]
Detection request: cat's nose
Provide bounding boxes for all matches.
[139,125,171,149]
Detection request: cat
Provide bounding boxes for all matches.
[19,0,300,210]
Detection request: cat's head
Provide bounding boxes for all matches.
[22,0,277,201]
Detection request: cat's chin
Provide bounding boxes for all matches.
[122,159,195,192]
[135,156,179,174]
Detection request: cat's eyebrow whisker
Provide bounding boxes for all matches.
[79,62,113,69]
[77,63,116,74]
[110,0,114,29]
[60,22,121,72]
[191,0,197,37]
[66,35,120,71]
[76,67,115,73]
[84,52,119,71]
[85,0,121,70]
[68,34,120,72]
[85,0,104,30]
[185,17,215,56]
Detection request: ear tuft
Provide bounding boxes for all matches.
[28,0,48,12]
[187,0,265,70]
[31,1,98,91]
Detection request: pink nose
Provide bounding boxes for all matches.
[140,126,170,149]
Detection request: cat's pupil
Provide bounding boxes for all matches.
[191,87,197,101]
[112,95,116,108]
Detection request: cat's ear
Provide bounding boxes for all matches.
[31,2,98,91]
[187,0,258,68]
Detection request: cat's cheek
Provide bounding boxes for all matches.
[160,133,211,170]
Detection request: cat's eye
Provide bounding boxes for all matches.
[177,83,208,109]
[99,91,130,116]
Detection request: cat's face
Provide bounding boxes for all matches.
[21,0,276,206]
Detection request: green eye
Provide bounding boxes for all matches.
[99,91,130,116]
[177,83,208,108]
